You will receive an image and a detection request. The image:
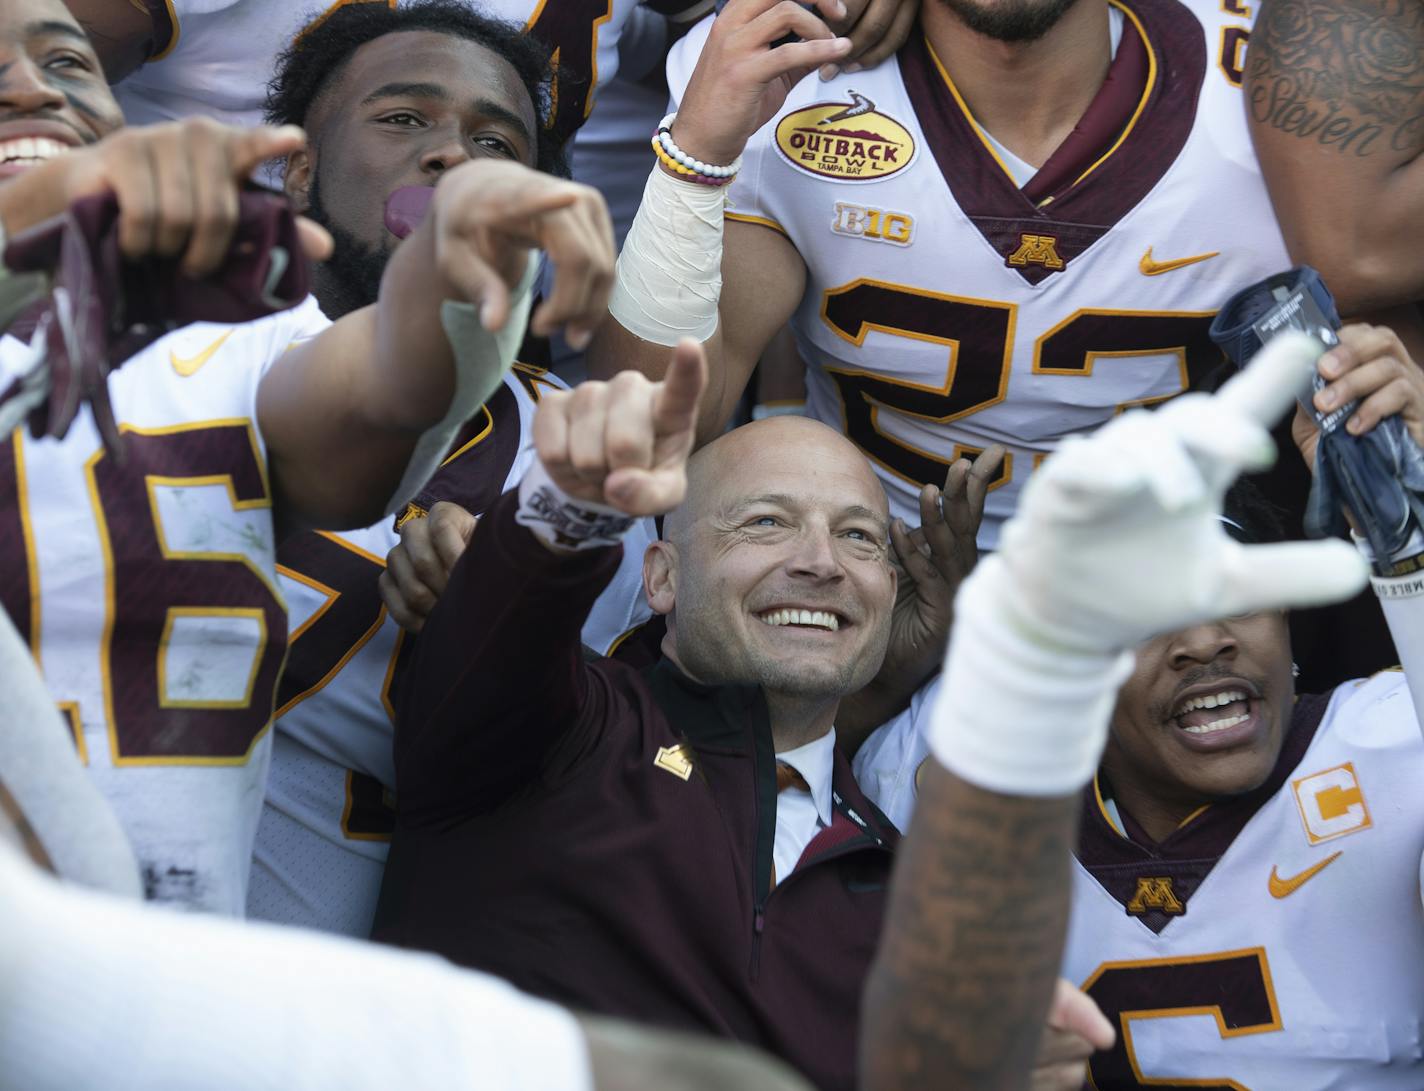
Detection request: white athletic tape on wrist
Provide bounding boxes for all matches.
[384,251,538,516]
[516,459,636,551]
[927,560,1135,796]
[608,165,725,346]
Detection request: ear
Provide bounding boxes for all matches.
[283,146,314,212]
[643,541,678,616]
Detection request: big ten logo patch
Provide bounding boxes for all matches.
[775,94,917,182]
[1007,233,1064,271]
[830,203,914,246]
[1292,762,1372,844]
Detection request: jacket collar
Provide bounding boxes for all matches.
[645,658,766,750]
[646,658,900,847]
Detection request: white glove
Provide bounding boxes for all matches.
[930,332,1370,795]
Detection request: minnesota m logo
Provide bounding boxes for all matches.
[1007,233,1065,270]
[1126,876,1185,916]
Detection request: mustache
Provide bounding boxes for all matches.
[1153,663,1268,723]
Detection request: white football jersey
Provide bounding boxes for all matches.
[855,674,1424,1087]
[671,0,1280,543]
[248,364,655,936]
[0,297,330,914]
[1067,673,1424,1088]
[116,0,691,148]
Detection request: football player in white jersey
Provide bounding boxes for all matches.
[232,2,653,934]
[590,0,1287,546]
[856,322,1424,1088]
[64,0,714,152]
[0,0,617,915]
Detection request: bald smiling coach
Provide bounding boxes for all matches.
[372,345,901,1091]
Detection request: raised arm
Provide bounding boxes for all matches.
[259,158,614,532]
[587,0,849,443]
[0,120,330,275]
[592,219,804,445]
[386,341,706,822]
[1246,0,1424,316]
[862,335,1368,1090]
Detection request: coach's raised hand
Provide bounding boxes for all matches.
[532,340,707,520]
[673,0,853,168]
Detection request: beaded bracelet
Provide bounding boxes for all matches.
[651,112,740,187]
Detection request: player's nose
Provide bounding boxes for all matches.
[1166,622,1239,670]
[419,136,471,177]
[0,57,67,114]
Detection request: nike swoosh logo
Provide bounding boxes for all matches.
[170,331,233,377]
[1139,247,1220,276]
[1268,850,1342,898]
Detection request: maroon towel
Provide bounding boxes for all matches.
[2,190,309,453]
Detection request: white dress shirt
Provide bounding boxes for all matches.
[773,728,837,884]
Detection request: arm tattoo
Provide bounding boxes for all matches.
[1248,0,1424,157]
[860,764,1076,1091]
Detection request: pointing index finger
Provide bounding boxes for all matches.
[652,339,708,439]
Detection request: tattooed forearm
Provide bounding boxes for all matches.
[860,762,1076,1091]
[1248,0,1424,157]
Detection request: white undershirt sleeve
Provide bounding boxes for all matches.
[0,843,592,1091]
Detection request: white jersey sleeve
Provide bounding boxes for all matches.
[0,842,591,1091]
[0,296,329,916]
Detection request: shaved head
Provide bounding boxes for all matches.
[644,417,895,724]
[664,416,889,546]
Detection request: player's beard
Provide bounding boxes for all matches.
[932,0,1083,42]
[304,171,392,319]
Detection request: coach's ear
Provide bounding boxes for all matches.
[643,541,678,616]
[283,146,313,213]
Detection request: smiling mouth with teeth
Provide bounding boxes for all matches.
[1172,689,1253,736]
[0,136,71,169]
[758,608,841,632]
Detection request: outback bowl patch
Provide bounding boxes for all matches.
[774,94,917,182]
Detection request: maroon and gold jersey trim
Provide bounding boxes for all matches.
[144,0,179,62]
[897,0,1207,284]
[725,211,791,238]
[1076,691,1331,932]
